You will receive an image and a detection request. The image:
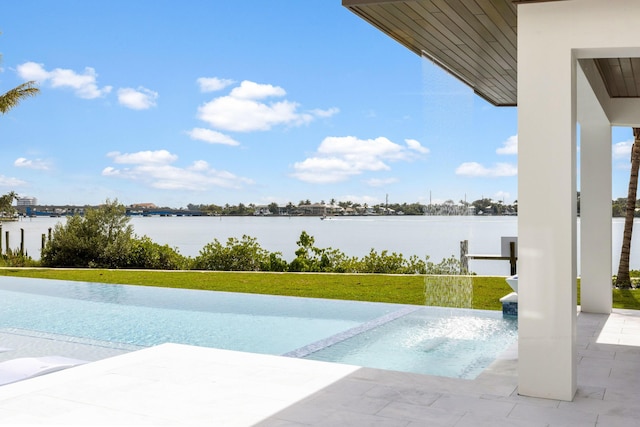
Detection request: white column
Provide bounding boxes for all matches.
[578,65,612,313]
[516,0,640,401]
[517,7,577,401]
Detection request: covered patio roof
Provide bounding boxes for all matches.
[343,0,640,106]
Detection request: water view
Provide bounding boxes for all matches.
[2,215,638,276]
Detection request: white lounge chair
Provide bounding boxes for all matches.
[0,356,88,386]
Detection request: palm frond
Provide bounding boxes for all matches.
[0,81,40,114]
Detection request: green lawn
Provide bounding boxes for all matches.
[0,268,637,310]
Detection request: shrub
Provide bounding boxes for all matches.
[288,231,468,275]
[193,235,274,271]
[425,255,467,275]
[0,248,39,267]
[357,249,406,274]
[127,236,188,270]
[405,255,428,274]
[289,231,319,272]
[266,252,288,272]
[41,199,134,268]
[289,231,354,272]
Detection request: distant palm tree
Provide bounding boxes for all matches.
[0,191,18,216]
[0,47,40,115]
[615,128,640,288]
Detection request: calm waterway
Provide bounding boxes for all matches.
[1,215,637,276]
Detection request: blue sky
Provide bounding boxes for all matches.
[0,1,634,208]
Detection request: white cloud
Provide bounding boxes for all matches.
[188,160,209,172]
[186,128,240,146]
[0,175,27,187]
[292,136,427,184]
[197,77,235,93]
[455,162,517,177]
[198,95,302,132]
[16,62,49,81]
[405,138,430,154]
[229,80,286,100]
[613,140,633,159]
[496,135,518,155]
[317,136,402,160]
[117,87,158,110]
[107,150,177,165]
[196,79,338,133]
[17,61,112,99]
[365,177,399,187]
[291,157,359,184]
[310,107,340,118]
[103,150,253,191]
[14,157,50,170]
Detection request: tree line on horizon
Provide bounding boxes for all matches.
[186,198,519,216]
[5,192,640,218]
[3,194,517,217]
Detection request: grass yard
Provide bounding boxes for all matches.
[0,268,638,310]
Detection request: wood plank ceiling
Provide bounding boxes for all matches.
[343,0,640,106]
[595,58,640,98]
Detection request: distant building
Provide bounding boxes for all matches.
[16,196,37,206]
[297,203,344,216]
[253,205,272,216]
[130,203,157,209]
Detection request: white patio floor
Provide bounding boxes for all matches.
[0,308,637,426]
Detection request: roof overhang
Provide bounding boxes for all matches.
[343,0,640,107]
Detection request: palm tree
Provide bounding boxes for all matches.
[615,127,640,288]
[0,191,17,217]
[0,46,40,115]
[0,81,39,115]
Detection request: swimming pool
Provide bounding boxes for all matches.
[0,277,517,379]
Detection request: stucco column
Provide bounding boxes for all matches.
[517,6,577,401]
[578,65,612,314]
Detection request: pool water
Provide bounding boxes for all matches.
[304,309,517,378]
[0,277,517,379]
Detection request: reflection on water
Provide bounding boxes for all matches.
[424,275,473,308]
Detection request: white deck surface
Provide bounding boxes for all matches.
[0,308,637,426]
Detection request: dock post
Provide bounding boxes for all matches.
[509,241,517,275]
[0,224,2,256]
[20,228,24,256]
[460,240,469,274]
[5,231,9,254]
